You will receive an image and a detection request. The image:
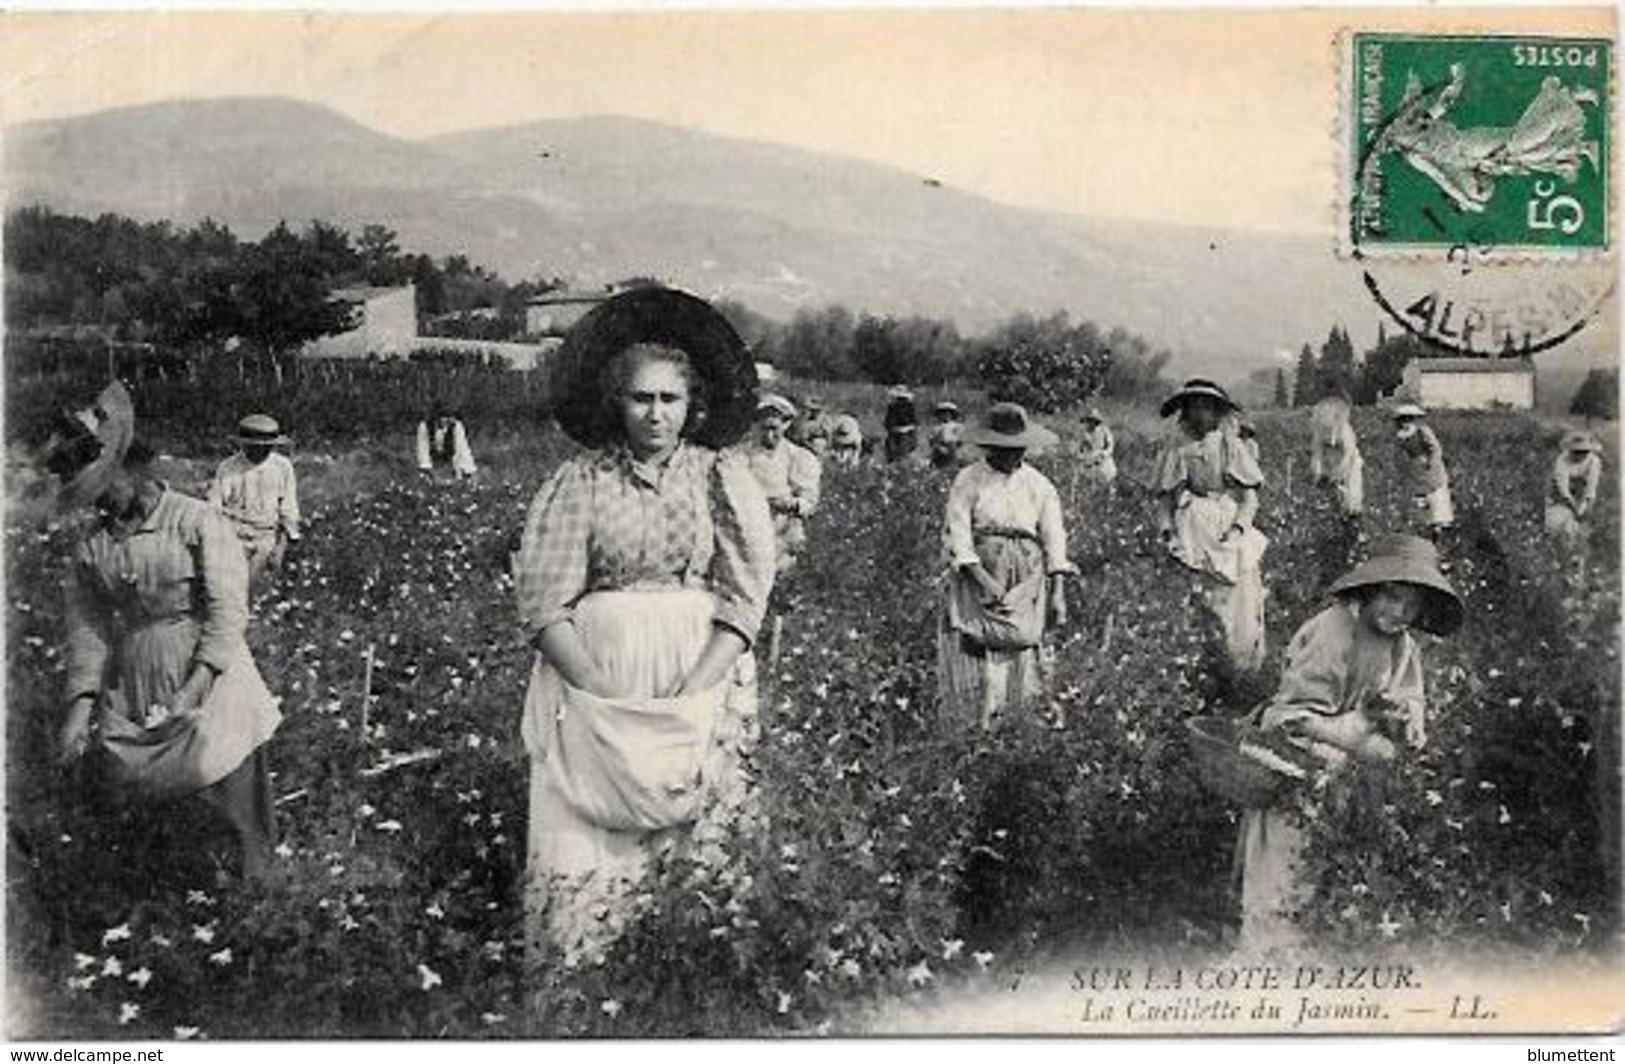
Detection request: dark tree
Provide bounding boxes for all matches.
[1292,344,1319,406]
[1569,369,1618,422]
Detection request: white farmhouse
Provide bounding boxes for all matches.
[1401,357,1537,411]
[303,283,419,359]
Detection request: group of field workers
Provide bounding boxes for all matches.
[37,285,1606,969]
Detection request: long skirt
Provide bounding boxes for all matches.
[522,588,757,962]
[1411,485,1455,531]
[937,535,1050,731]
[1546,502,1586,541]
[1236,807,1309,955]
[1169,494,1268,670]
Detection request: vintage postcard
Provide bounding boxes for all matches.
[1,3,1619,1045]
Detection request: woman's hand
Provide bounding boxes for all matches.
[1356,733,1398,764]
[965,563,1005,605]
[172,665,219,718]
[59,695,94,765]
[675,629,748,697]
[1046,577,1068,628]
[535,624,631,698]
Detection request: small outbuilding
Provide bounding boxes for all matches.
[1402,357,1536,411]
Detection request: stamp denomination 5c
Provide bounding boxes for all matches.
[1347,33,1612,257]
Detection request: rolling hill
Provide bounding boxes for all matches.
[3,97,1614,389]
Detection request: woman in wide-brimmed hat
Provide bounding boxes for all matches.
[746,393,823,573]
[44,382,282,880]
[516,286,776,961]
[1153,378,1269,669]
[927,399,965,469]
[1545,429,1604,544]
[1392,403,1453,538]
[829,413,864,469]
[883,385,921,464]
[209,413,301,584]
[1235,533,1462,953]
[1072,405,1118,491]
[937,402,1074,730]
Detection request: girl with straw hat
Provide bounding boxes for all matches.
[937,402,1074,730]
[1153,379,1269,670]
[210,412,301,585]
[1072,405,1118,491]
[515,286,775,962]
[42,382,282,880]
[1545,429,1604,544]
[1235,533,1462,953]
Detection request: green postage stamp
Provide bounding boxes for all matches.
[1347,33,1612,256]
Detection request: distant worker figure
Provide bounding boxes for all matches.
[883,385,920,464]
[927,400,966,469]
[830,415,864,469]
[1073,406,1118,491]
[747,394,823,573]
[416,405,477,480]
[1392,404,1452,539]
[938,403,1073,730]
[210,414,301,585]
[791,396,834,457]
[1545,430,1603,543]
[1154,379,1269,670]
[1310,394,1365,517]
[1237,418,1262,468]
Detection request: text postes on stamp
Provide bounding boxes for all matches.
[1348,33,1612,257]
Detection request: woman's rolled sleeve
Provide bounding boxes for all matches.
[193,506,252,674]
[944,465,981,569]
[516,461,594,642]
[1035,475,1075,576]
[708,453,776,646]
[63,559,111,702]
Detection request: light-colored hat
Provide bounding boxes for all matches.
[757,394,797,421]
[1326,533,1463,637]
[1562,429,1602,454]
[934,399,961,416]
[886,384,915,402]
[831,415,862,446]
[1160,378,1240,419]
[802,395,825,412]
[1391,403,1427,421]
[1080,405,1104,424]
[551,286,757,449]
[42,380,135,507]
[234,413,291,446]
[967,402,1058,451]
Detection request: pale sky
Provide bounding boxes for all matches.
[0,5,1614,233]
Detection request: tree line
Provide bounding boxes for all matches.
[6,205,1175,413]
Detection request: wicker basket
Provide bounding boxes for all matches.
[1184,716,1314,808]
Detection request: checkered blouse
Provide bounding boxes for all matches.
[516,443,776,647]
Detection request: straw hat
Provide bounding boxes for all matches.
[886,384,915,402]
[757,394,797,421]
[831,415,862,446]
[967,402,1058,451]
[1080,405,1104,424]
[234,413,291,447]
[1562,429,1602,455]
[1391,403,1427,421]
[1326,533,1463,636]
[1160,378,1240,418]
[549,286,757,449]
[41,380,135,507]
[934,399,961,417]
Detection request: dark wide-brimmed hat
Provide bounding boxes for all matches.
[41,380,135,507]
[1326,533,1463,637]
[967,402,1058,451]
[549,286,758,449]
[234,413,291,446]
[1160,378,1240,419]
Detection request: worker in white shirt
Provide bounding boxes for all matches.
[210,413,301,584]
